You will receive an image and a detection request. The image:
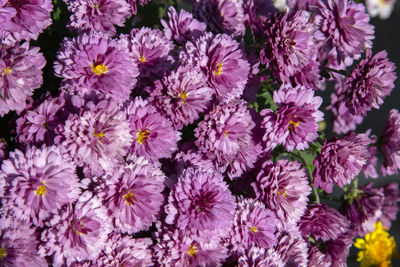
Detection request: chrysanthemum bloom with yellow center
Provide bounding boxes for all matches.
[354,221,398,267]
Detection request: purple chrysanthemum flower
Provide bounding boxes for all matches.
[126,0,151,14]
[0,139,6,162]
[16,95,65,146]
[194,99,261,178]
[313,0,374,65]
[193,0,245,36]
[54,33,138,102]
[125,27,174,86]
[260,10,321,89]
[340,50,396,116]
[252,160,311,227]
[298,204,349,242]
[238,246,285,267]
[260,84,323,152]
[341,183,384,236]
[243,0,275,36]
[0,216,47,266]
[0,145,81,226]
[0,42,45,116]
[165,168,236,242]
[126,97,181,162]
[59,99,132,175]
[381,109,400,175]
[154,228,228,267]
[161,6,206,44]
[96,233,153,266]
[66,0,131,36]
[150,65,213,129]
[380,182,399,228]
[99,155,165,234]
[0,0,52,43]
[229,198,278,254]
[39,192,111,266]
[274,230,309,267]
[313,132,373,193]
[180,33,250,102]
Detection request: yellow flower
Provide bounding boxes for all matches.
[354,221,397,267]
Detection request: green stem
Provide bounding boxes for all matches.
[312,185,320,204]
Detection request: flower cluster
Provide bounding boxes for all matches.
[0,0,399,266]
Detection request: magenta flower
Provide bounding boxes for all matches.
[39,192,111,266]
[381,109,400,175]
[0,42,45,116]
[126,0,151,14]
[54,33,138,102]
[154,228,228,267]
[260,84,323,152]
[229,198,278,254]
[238,246,284,267]
[0,0,52,43]
[180,33,250,102]
[150,65,213,129]
[126,97,181,162]
[59,99,132,175]
[252,160,311,227]
[0,217,47,266]
[314,0,374,65]
[243,0,275,36]
[0,145,81,226]
[298,204,349,242]
[195,99,261,178]
[99,155,166,234]
[380,182,399,228]
[165,168,236,243]
[66,0,130,36]
[341,49,396,116]
[193,0,246,36]
[96,233,153,266]
[313,132,374,193]
[0,140,6,162]
[260,10,321,89]
[274,230,309,266]
[161,6,206,44]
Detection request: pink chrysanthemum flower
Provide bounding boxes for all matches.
[252,160,311,227]
[154,228,229,267]
[126,97,181,162]
[341,49,396,116]
[150,65,213,129]
[66,0,131,36]
[99,155,165,234]
[59,99,132,175]
[313,132,373,193]
[194,99,261,178]
[161,6,206,44]
[243,0,275,36]
[0,145,80,226]
[0,42,45,116]
[54,33,138,102]
[0,0,52,43]
[193,0,246,36]
[274,229,309,267]
[260,84,323,152]
[381,109,400,175]
[229,198,278,255]
[380,183,399,229]
[126,0,151,14]
[16,95,65,146]
[165,168,236,243]
[39,192,111,266]
[125,27,174,86]
[180,33,250,102]
[238,246,285,267]
[96,233,153,266]
[260,10,321,89]
[313,0,374,65]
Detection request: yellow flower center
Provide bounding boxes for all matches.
[0,247,6,259]
[354,221,397,267]
[123,191,135,205]
[75,220,86,235]
[277,189,287,197]
[224,130,229,138]
[3,67,11,75]
[139,55,146,63]
[91,63,108,76]
[34,183,47,196]
[187,244,197,256]
[249,226,258,233]
[178,92,187,103]
[214,62,223,75]
[136,130,150,144]
[92,130,105,138]
[289,119,299,130]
